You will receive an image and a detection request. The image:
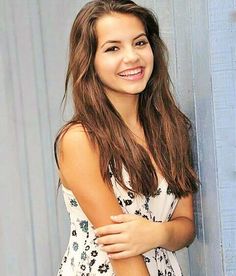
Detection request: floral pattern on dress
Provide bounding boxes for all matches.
[57,168,182,276]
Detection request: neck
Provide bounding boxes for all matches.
[106,90,147,148]
[106,91,140,127]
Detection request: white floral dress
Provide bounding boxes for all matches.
[57,167,183,276]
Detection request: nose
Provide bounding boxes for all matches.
[123,47,139,64]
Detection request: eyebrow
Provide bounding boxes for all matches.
[100,33,147,48]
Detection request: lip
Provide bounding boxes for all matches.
[117,66,145,81]
[118,66,144,75]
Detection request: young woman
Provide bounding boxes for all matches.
[54,0,198,275]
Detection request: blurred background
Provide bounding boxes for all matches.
[0,0,235,275]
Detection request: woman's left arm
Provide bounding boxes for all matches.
[95,194,195,259]
[157,193,195,251]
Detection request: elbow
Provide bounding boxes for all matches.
[186,221,196,248]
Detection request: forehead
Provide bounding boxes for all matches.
[95,13,145,43]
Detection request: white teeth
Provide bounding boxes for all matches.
[119,68,142,76]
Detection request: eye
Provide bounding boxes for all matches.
[105,46,119,52]
[136,40,148,47]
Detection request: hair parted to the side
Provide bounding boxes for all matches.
[54,0,199,197]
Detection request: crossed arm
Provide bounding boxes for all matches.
[94,194,195,259]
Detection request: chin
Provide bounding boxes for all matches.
[124,80,148,91]
[128,84,148,94]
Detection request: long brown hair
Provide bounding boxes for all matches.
[54,0,199,197]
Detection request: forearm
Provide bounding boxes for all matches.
[153,217,195,252]
[111,256,149,276]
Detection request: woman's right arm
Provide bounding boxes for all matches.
[58,125,149,276]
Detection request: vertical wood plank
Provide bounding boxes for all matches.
[170,2,204,275]
[26,0,63,273]
[189,0,224,275]
[1,0,37,275]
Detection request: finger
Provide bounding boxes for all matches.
[94,224,122,236]
[97,234,127,245]
[108,251,133,259]
[101,243,127,253]
[110,214,140,223]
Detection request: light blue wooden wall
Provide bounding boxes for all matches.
[208,0,236,274]
[0,0,235,275]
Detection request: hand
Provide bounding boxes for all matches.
[94,214,161,259]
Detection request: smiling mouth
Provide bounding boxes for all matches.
[118,67,144,80]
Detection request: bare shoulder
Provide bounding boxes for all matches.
[57,123,100,190]
[60,124,89,147]
[59,124,96,162]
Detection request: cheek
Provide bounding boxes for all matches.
[95,56,117,79]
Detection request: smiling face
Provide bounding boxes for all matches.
[94,13,154,99]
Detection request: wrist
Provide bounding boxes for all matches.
[152,221,169,249]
